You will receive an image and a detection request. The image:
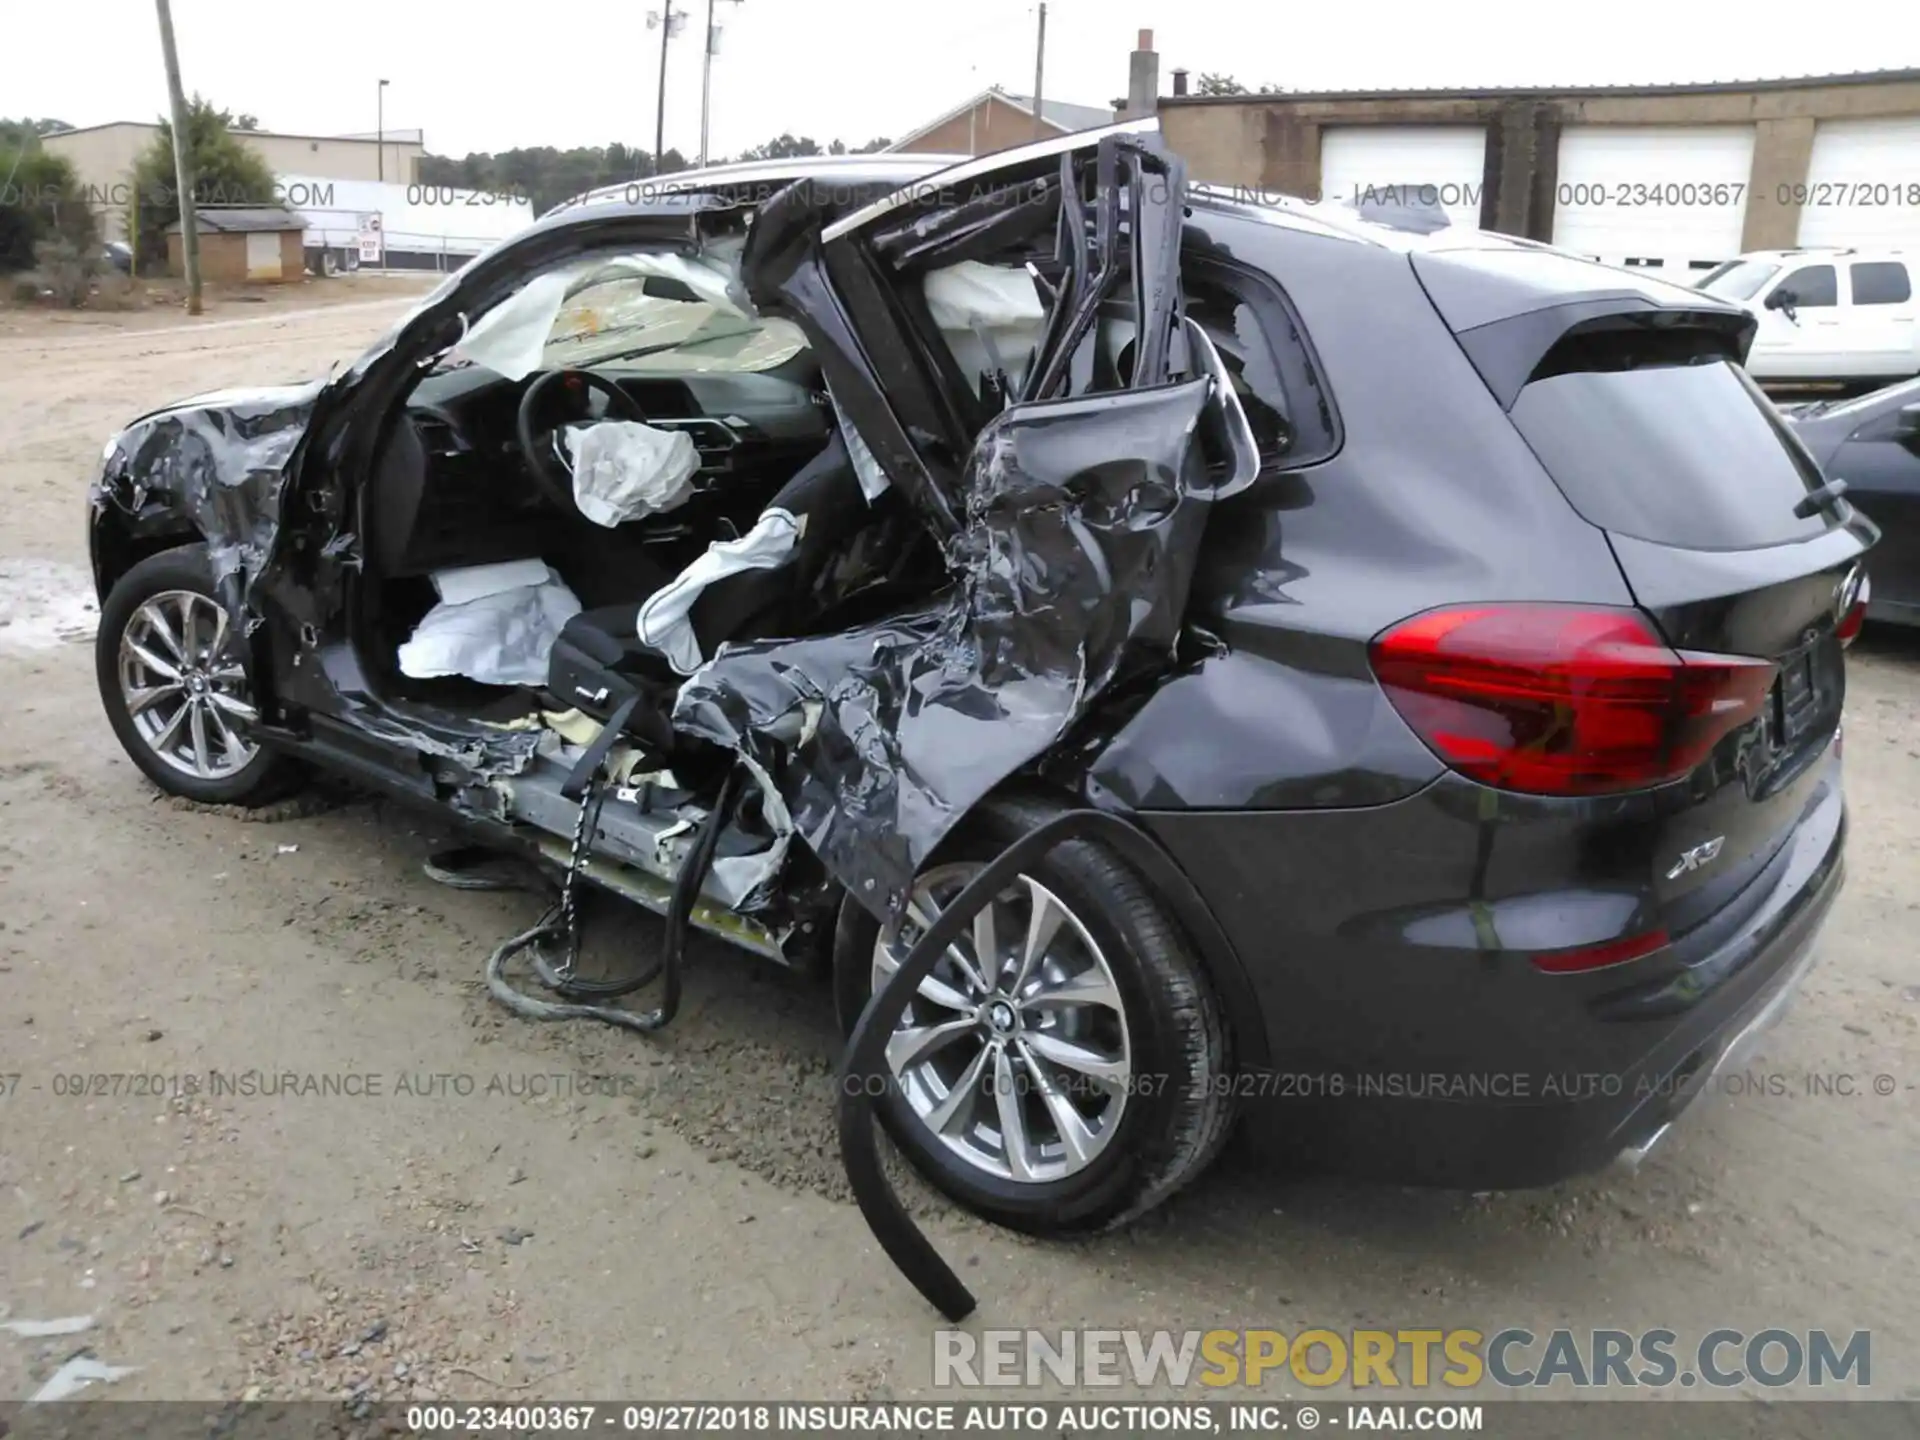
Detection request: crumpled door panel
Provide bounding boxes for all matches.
[675,377,1215,917]
[673,123,1256,920]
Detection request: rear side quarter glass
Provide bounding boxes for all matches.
[1850,261,1913,306]
[1508,358,1834,551]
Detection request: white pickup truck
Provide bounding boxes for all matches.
[1694,248,1919,383]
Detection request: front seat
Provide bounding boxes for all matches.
[547,430,870,709]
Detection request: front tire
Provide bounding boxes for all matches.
[95,544,298,806]
[834,794,1235,1235]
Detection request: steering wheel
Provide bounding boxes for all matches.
[515,369,649,514]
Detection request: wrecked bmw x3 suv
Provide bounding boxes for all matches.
[89,120,1868,1239]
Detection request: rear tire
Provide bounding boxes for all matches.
[834,793,1235,1235]
[95,543,300,807]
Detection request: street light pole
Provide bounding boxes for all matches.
[377,78,389,182]
[153,0,201,315]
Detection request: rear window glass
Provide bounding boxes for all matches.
[1851,261,1912,306]
[1509,358,1832,551]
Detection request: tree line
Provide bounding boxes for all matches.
[416,133,894,217]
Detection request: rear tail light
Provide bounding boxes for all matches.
[1532,927,1671,974]
[1837,571,1869,648]
[1369,604,1777,797]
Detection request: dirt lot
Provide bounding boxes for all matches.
[1,285,1917,1414]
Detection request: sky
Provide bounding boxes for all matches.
[12,1,1920,162]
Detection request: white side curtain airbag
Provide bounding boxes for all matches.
[454,270,573,381]
[565,420,700,527]
[636,509,802,676]
[922,260,1047,395]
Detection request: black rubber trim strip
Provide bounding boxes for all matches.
[837,806,1222,1319]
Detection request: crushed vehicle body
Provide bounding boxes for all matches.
[88,121,1864,1309]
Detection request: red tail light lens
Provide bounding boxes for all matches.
[1532,927,1671,974]
[1369,605,1777,797]
[1837,572,1869,648]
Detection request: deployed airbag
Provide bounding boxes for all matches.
[637,509,802,675]
[398,564,582,687]
[564,420,700,527]
[923,261,1047,397]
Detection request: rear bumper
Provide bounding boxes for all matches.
[1609,921,1824,1173]
[1145,757,1848,1191]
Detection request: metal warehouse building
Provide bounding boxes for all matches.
[1137,58,1920,282]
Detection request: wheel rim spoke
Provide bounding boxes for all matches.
[205,602,230,662]
[188,702,214,777]
[874,945,976,1014]
[125,682,183,717]
[904,898,989,995]
[181,592,210,660]
[993,1044,1036,1180]
[142,601,185,663]
[925,1043,991,1136]
[972,903,1000,986]
[125,639,181,682]
[206,689,258,723]
[886,1016,976,1073]
[149,700,191,755]
[205,703,248,763]
[1024,966,1122,1013]
[1018,1038,1098,1168]
[1022,1030,1128,1087]
[1009,877,1066,995]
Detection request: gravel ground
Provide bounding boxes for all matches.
[1,285,1917,1415]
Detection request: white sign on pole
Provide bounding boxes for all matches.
[356,213,384,264]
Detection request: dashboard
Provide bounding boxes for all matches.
[373,352,833,579]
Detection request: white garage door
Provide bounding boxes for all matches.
[1798,119,1920,249]
[1318,127,1488,230]
[1552,126,1756,284]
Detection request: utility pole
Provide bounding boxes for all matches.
[699,0,715,166]
[654,0,676,175]
[696,0,743,168]
[1030,2,1048,142]
[153,0,200,315]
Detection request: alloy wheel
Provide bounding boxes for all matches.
[116,589,260,781]
[870,863,1133,1184]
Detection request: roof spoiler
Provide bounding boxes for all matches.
[1410,247,1757,410]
